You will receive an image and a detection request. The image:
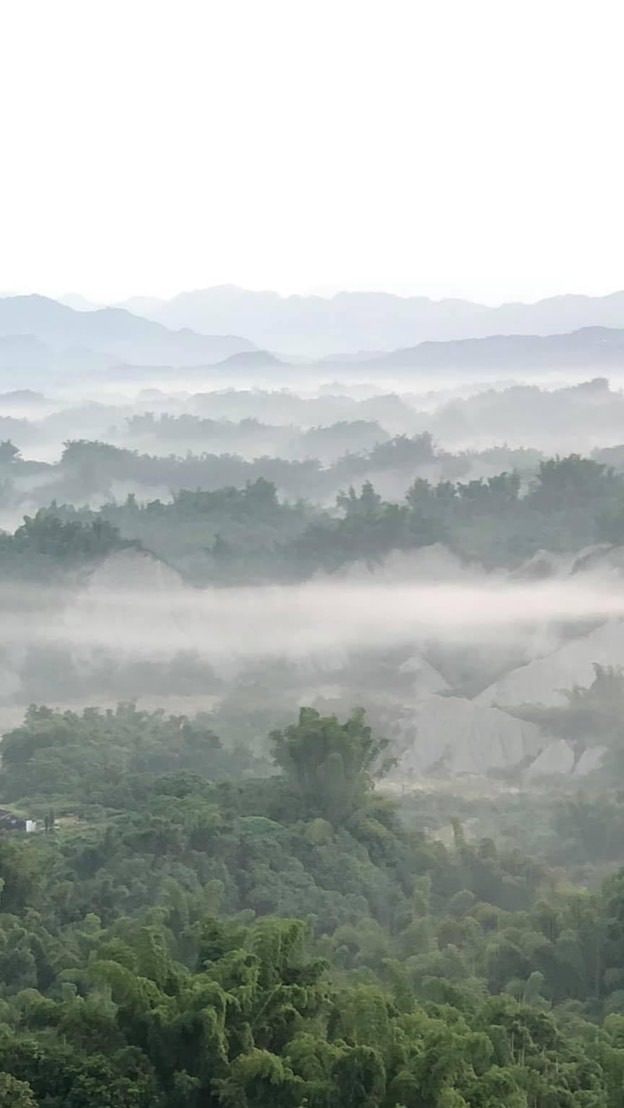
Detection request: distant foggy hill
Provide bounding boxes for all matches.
[348,327,624,372]
[0,295,254,369]
[9,294,624,379]
[116,285,624,357]
[214,349,284,369]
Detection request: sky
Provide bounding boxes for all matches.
[1,0,623,305]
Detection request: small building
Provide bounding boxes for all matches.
[0,808,36,833]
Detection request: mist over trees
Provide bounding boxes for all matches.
[1,450,622,587]
[3,293,624,1103]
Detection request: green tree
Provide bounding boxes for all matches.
[270,708,393,823]
[0,1073,36,1107]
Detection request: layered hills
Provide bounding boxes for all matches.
[0,294,254,371]
[115,284,624,357]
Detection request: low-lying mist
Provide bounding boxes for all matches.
[2,554,623,684]
[4,371,624,777]
[56,576,624,663]
[6,373,624,476]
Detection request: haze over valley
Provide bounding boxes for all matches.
[6,2,624,1102]
[3,287,624,788]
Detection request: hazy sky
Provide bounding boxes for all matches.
[1,0,623,304]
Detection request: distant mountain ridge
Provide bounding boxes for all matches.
[9,292,624,378]
[343,326,624,372]
[115,285,624,357]
[0,295,254,369]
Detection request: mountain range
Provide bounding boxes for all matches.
[4,291,624,379]
[0,295,253,372]
[107,286,624,358]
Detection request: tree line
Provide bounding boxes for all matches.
[5,453,624,582]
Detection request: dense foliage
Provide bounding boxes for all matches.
[0,513,138,577]
[8,451,624,583]
[0,705,622,1103]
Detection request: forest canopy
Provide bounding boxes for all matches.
[0,702,621,1104]
[2,451,624,584]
